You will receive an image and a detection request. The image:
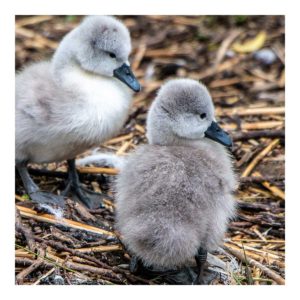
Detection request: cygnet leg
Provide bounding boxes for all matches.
[16,162,65,207]
[129,255,142,274]
[62,159,104,209]
[194,247,207,285]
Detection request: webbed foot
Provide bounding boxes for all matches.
[62,159,106,209]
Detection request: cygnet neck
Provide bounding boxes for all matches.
[51,32,78,84]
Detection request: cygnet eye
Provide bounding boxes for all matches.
[200,113,207,119]
[108,52,116,59]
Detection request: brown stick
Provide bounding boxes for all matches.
[77,166,119,175]
[103,133,134,145]
[16,248,45,284]
[252,171,285,201]
[198,56,244,80]
[132,43,147,71]
[15,27,58,49]
[75,244,122,253]
[209,76,255,89]
[216,106,284,116]
[223,121,284,131]
[224,245,285,285]
[16,205,116,237]
[240,175,284,184]
[44,251,123,282]
[116,141,132,156]
[15,16,54,28]
[33,237,152,284]
[232,130,284,141]
[242,139,280,177]
[32,267,56,285]
[214,29,242,68]
[15,208,36,251]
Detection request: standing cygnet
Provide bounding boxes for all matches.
[16,16,140,208]
[115,79,237,284]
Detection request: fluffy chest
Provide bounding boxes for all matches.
[62,67,133,143]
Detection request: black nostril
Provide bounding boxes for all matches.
[200,113,206,119]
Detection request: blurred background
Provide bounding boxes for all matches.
[15,16,285,285]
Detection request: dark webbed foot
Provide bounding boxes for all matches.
[16,162,65,208]
[128,254,218,284]
[62,159,106,209]
[29,191,65,207]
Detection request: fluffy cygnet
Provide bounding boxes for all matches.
[115,78,237,284]
[16,16,140,208]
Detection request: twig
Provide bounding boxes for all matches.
[216,106,284,116]
[214,29,242,68]
[224,245,285,285]
[223,121,284,131]
[15,27,58,49]
[15,208,36,251]
[252,171,285,201]
[16,205,116,237]
[116,141,132,156]
[104,133,134,145]
[232,130,284,141]
[16,248,45,284]
[15,16,54,28]
[242,139,280,177]
[240,175,284,184]
[32,267,56,285]
[75,244,122,253]
[77,166,119,175]
[209,76,255,88]
[198,56,244,80]
[32,237,151,284]
[132,43,146,71]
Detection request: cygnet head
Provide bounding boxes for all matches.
[146,78,232,147]
[52,15,140,92]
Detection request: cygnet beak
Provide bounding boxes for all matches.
[204,121,232,148]
[113,63,141,92]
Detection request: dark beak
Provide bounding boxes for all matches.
[204,121,232,148]
[113,63,141,92]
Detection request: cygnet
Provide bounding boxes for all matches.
[16,16,140,208]
[115,78,237,284]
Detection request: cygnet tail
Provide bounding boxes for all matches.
[76,152,125,169]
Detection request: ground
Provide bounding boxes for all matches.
[15,15,285,285]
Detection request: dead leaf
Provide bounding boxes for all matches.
[232,31,267,53]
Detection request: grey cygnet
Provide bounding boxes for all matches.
[16,16,140,208]
[115,78,237,284]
